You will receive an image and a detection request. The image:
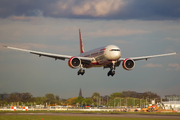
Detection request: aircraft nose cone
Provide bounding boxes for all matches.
[111,51,121,60]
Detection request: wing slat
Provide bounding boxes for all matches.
[5,46,93,63]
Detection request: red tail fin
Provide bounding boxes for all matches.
[79,29,84,53]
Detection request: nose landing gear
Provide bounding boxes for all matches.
[107,61,116,77]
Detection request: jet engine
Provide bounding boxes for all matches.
[68,57,81,69]
[122,58,135,70]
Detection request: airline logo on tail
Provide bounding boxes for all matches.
[79,29,84,53]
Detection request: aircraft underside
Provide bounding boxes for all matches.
[77,61,118,76]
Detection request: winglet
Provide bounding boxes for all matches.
[79,29,84,53]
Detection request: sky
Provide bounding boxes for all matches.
[0,0,180,99]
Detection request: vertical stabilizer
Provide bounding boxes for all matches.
[79,29,84,53]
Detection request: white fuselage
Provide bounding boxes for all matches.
[79,45,121,68]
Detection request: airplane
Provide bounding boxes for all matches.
[4,29,177,76]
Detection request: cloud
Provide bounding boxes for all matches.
[8,15,41,21]
[72,0,124,17]
[165,37,180,42]
[166,63,180,71]
[143,63,162,68]
[87,29,150,37]
[0,0,180,20]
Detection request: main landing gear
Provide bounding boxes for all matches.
[77,64,85,76]
[78,69,85,75]
[107,70,115,76]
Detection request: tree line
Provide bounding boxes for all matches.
[0,91,161,106]
[0,93,61,105]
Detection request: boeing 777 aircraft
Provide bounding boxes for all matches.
[5,29,176,76]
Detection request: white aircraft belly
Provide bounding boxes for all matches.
[95,54,108,64]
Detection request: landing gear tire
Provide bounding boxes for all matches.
[78,69,85,76]
[107,70,115,76]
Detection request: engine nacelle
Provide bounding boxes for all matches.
[122,58,135,70]
[68,57,81,69]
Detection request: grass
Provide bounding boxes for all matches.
[0,111,180,120]
[0,115,176,120]
[0,110,180,115]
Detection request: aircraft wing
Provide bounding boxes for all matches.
[119,52,177,61]
[4,46,93,62]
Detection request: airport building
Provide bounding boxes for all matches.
[165,95,180,101]
[162,95,180,110]
[162,101,180,110]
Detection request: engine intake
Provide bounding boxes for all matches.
[68,57,81,69]
[122,58,135,70]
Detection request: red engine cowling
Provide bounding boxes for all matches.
[122,58,135,70]
[68,57,81,69]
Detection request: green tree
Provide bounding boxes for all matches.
[45,93,55,104]
[45,93,55,101]
[35,97,47,104]
[91,92,100,104]
[55,95,60,101]
[122,91,139,98]
[67,97,77,105]
[109,92,123,99]
[141,91,160,102]
[75,97,84,104]
[84,98,92,106]
[17,92,33,102]
[75,97,92,106]
[7,93,19,102]
[61,99,67,105]
[91,92,100,99]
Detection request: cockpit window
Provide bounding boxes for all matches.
[110,49,120,51]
